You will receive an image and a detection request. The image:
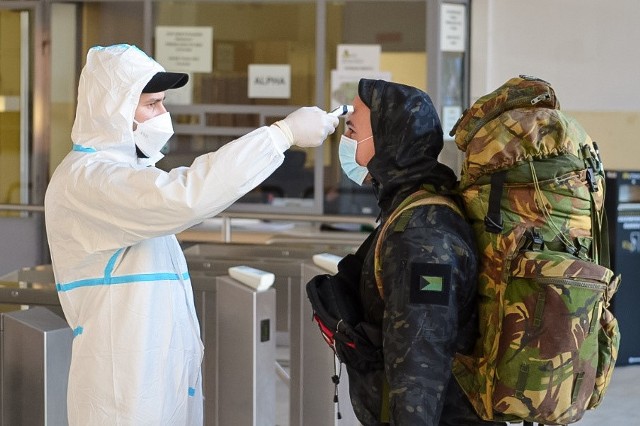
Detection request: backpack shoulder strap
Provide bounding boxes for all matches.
[373,190,464,299]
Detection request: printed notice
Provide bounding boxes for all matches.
[155,26,213,73]
[441,105,462,140]
[248,65,291,99]
[337,44,381,71]
[330,70,392,110]
[440,4,466,52]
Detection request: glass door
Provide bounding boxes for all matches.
[0,9,29,208]
[0,4,47,276]
[44,0,469,217]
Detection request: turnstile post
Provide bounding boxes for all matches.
[0,306,72,426]
[216,275,276,426]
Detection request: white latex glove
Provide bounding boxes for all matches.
[275,107,339,148]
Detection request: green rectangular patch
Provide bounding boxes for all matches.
[420,275,444,292]
[410,263,451,305]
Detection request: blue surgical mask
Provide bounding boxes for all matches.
[339,134,372,185]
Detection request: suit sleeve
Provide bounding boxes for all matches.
[64,125,288,249]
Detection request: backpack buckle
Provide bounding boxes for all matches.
[484,214,503,233]
[586,168,599,192]
[521,228,545,251]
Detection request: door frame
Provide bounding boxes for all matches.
[0,1,50,274]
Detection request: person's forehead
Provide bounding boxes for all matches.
[351,96,371,119]
[353,95,367,109]
[139,92,166,103]
[345,96,371,133]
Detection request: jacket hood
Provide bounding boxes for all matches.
[71,44,165,159]
[358,79,457,214]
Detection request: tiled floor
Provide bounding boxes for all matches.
[277,362,640,425]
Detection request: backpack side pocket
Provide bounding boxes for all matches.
[493,250,614,424]
[589,301,620,408]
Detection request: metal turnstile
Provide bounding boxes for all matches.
[191,271,277,426]
[184,243,364,426]
[0,267,67,426]
[218,274,276,426]
[0,265,59,316]
[184,242,359,344]
[0,265,277,426]
[0,306,72,426]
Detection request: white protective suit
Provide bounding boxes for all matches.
[44,44,293,425]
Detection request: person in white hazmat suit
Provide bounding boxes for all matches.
[44,44,338,425]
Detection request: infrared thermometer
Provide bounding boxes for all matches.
[329,105,354,117]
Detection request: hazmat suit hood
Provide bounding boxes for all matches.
[71,44,165,162]
[358,79,457,216]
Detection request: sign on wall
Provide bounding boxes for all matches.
[440,4,466,52]
[155,26,213,73]
[248,64,291,99]
[441,105,462,140]
[337,44,381,72]
[331,44,390,109]
[330,70,391,110]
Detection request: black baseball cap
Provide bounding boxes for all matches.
[142,72,189,93]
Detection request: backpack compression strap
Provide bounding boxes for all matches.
[373,190,464,299]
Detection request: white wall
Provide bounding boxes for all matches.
[469,0,640,170]
[470,0,640,111]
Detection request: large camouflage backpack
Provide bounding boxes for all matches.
[449,75,621,425]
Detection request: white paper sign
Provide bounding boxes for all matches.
[248,65,291,99]
[155,26,213,73]
[0,96,20,112]
[441,105,462,140]
[440,4,466,52]
[337,44,381,71]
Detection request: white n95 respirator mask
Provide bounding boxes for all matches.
[133,111,174,158]
[338,134,371,185]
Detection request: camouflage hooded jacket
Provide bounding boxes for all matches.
[347,79,493,425]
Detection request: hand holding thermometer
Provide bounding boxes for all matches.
[329,105,354,117]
